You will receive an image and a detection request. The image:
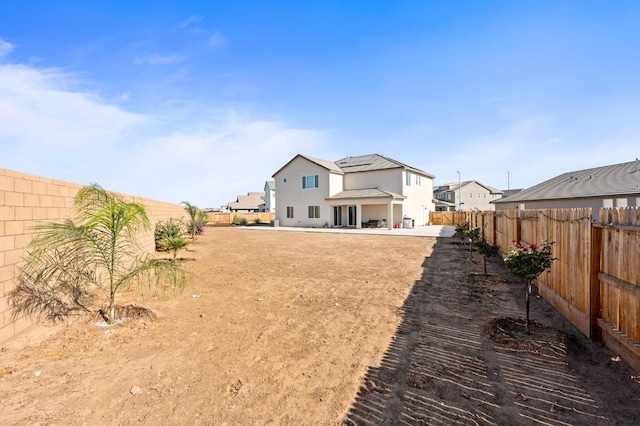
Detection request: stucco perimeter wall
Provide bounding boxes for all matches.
[0,168,188,343]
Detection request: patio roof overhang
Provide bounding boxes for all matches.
[325,188,406,203]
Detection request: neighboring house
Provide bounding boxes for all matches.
[223,192,265,212]
[493,160,640,219]
[501,188,524,199]
[264,180,276,213]
[272,153,435,229]
[434,181,503,211]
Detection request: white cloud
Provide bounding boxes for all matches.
[0,61,325,207]
[121,115,324,207]
[0,39,14,59]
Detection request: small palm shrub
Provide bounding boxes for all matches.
[10,184,187,324]
[163,236,189,261]
[182,201,208,240]
[155,219,185,251]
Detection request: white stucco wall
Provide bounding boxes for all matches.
[344,169,402,194]
[273,157,341,227]
[263,182,276,213]
[402,170,435,226]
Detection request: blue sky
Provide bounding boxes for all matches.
[1,1,639,208]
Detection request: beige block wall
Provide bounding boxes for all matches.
[0,168,189,344]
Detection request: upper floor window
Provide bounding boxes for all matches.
[283,178,287,183]
[416,175,421,185]
[302,175,319,189]
[406,171,412,186]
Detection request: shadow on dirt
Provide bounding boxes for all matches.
[344,237,640,425]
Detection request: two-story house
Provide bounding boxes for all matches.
[272,154,435,229]
[434,181,503,211]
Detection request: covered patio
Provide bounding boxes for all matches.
[326,188,406,230]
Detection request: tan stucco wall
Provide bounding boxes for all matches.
[0,168,188,343]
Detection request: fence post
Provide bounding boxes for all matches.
[590,222,603,341]
[492,213,497,246]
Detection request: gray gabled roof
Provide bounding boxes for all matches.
[272,154,344,177]
[494,160,640,203]
[335,154,435,177]
[224,192,265,210]
[273,153,435,178]
[326,188,406,200]
[435,180,503,194]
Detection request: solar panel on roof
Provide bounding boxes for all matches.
[339,159,373,167]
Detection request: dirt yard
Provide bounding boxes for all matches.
[1,227,639,425]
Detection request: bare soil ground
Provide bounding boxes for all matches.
[1,227,639,425]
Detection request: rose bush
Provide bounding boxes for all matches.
[504,241,555,279]
[504,240,556,333]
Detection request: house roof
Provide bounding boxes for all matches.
[326,188,406,201]
[435,180,503,194]
[272,154,344,177]
[224,192,265,210]
[335,154,435,177]
[501,189,524,198]
[272,153,435,178]
[494,160,640,203]
[435,200,456,207]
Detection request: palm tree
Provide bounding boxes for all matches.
[182,201,204,240]
[10,184,187,324]
[163,236,189,261]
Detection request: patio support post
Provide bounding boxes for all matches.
[356,203,363,229]
[387,201,394,229]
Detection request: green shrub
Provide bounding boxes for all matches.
[155,219,185,251]
[233,216,248,226]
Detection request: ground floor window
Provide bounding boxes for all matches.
[286,206,294,218]
[308,205,320,218]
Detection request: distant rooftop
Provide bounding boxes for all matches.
[494,160,640,203]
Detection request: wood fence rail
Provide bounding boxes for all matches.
[469,207,640,373]
[207,212,275,225]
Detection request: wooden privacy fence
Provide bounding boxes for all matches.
[470,207,640,373]
[429,211,470,225]
[207,212,275,225]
